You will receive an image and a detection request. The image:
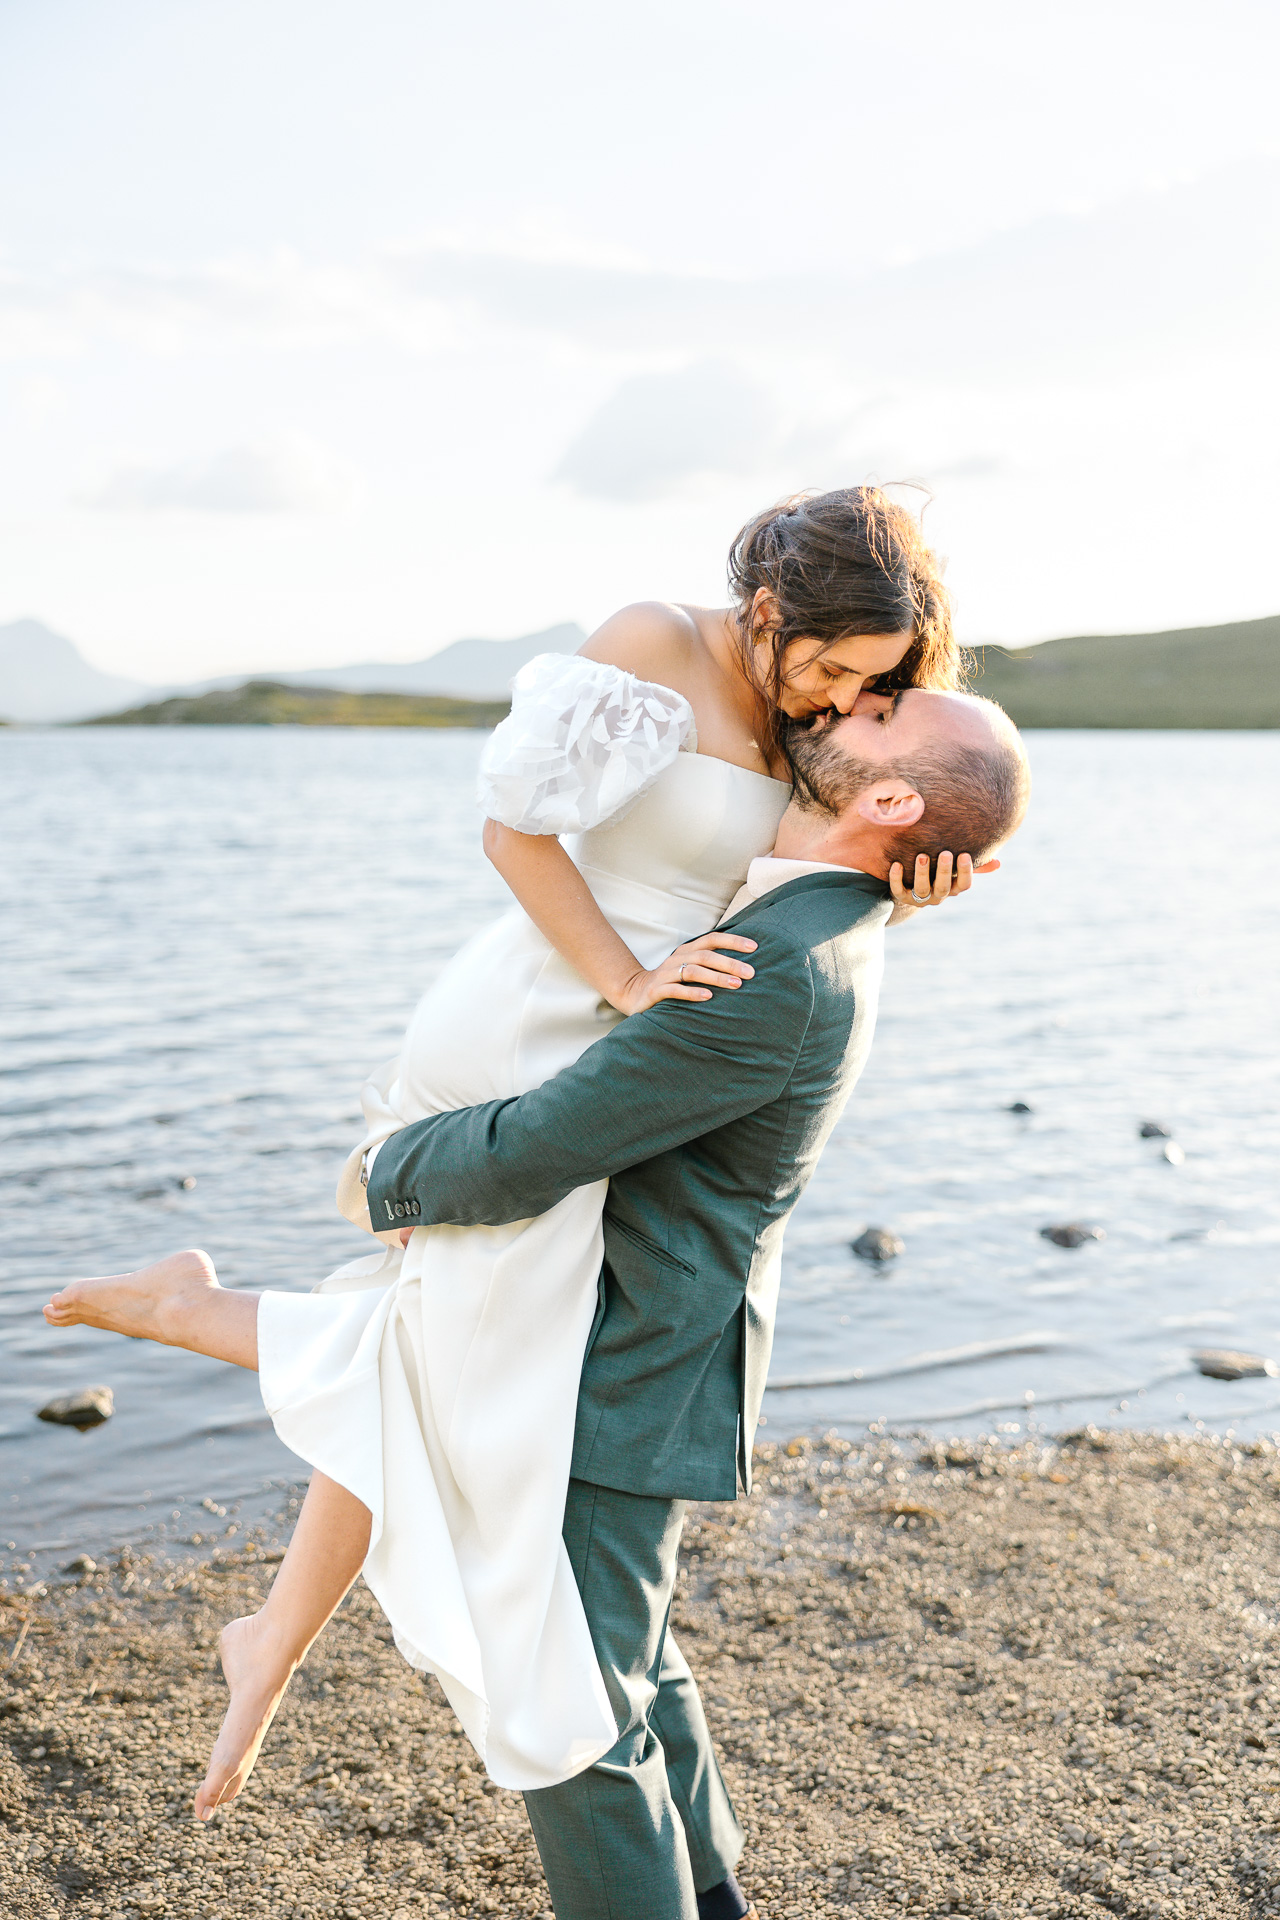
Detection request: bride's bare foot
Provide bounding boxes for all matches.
[195,1612,299,1821]
[43,1248,219,1344]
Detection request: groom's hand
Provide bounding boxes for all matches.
[888,850,999,922]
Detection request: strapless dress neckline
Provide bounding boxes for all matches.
[689,753,792,792]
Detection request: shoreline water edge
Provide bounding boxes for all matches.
[5,1429,1280,1919]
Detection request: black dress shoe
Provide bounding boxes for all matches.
[696,1872,754,1920]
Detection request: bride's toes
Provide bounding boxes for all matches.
[195,1613,297,1822]
[42,1249,218,1342]
[43,1276,127,1329]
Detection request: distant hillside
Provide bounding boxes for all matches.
[83,681,510,729]
[0,618,149,722]
[13,609,1278,730]
[0,620,584,721]
[968,614,1280,728]
[263,622,585,699]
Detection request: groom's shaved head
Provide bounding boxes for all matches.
[785,689,1029,873]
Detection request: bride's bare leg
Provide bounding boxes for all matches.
[196,1472,372,1821]
[43,1249,259,1369]
[45,1254,372,1815]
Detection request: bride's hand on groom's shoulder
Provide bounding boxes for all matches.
[888,851,1001,923]
[612,932,759,1016]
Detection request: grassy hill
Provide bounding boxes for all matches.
[966,613,1280,728]
[70,614,1280,731]
[82,680,511,729]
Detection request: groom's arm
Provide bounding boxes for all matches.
[366,930,816,1232]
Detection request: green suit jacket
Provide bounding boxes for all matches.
[369,870,891,1502]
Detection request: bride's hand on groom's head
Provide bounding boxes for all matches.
[888,850,1001,915]
[612,932,759,1017]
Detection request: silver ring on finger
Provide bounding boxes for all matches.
[679,964,687,983]
[911,889,932,904]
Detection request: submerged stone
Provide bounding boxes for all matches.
[37,1386,114,1429]
[1191,1350,1278,1381]
[852,1228,905,1263]
[1040,1224,1106,1249]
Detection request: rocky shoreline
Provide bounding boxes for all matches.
[5,1429,1280,1919]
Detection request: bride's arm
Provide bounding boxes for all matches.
[483,821,757,1017]
[368,921,818,1235]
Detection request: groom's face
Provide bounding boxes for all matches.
[785,688,971,815]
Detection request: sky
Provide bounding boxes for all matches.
[1,0,1277,683]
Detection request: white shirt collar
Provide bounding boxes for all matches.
[719,854,868,924]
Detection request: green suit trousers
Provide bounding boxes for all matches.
[523,1479,745,1919]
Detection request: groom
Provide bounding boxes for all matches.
[368,688,1029,1920]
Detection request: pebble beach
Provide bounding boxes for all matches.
[6,1429,1280,1919]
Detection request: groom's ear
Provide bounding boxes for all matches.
[854,780,925,829]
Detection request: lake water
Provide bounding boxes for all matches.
[2,726,1279,1571]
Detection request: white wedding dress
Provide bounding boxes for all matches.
[256,654,791,1789]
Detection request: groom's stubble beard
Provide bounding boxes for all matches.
[782,715,889,821]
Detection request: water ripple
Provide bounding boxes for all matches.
[2,725,1279,1557]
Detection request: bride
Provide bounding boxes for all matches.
[45,485,986,1818]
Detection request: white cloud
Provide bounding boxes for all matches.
[0,255,455,360]
[1,158,1276,668]
[5,155,1275,380]
[395,155,1280,375]
[553,362,778,502]
[83,435,360,513]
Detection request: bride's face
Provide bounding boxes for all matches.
[774,628,915,721]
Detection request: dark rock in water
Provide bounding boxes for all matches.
[1192,1349,1278,1382]
[1140,1120,1172,1138]
[37,1386,114,1429]
[1040,1224,1106,1249]
[63,1554,97,1575]
[1008,1101,1034,1114]
[852,1227,905,1263]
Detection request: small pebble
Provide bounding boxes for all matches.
[851,1227,904,1263]
[1040,1224,1105,1249]
[1162,1140,1186,1165]
[36,1386,115,1429]
[1191,1349,1278,1381]
[63,1554,97,1575]
[1139,1120,1172,1138]
[1007,1101,1034,1114]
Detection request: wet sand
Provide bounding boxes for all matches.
[5,1429,1280,1919]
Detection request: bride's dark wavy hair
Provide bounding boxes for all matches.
[727,485,961,766]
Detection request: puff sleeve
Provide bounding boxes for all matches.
[477,652,696,835]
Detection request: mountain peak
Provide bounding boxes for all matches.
[0,620,150,723]
[0,618,588,722]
